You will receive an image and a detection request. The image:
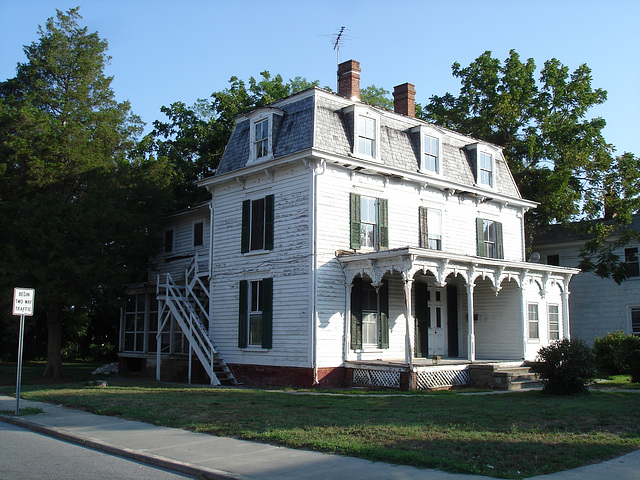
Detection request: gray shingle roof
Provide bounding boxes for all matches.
[215,88,523,199]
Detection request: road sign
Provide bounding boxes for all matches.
[12,287,35,316]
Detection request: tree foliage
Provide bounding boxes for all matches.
[0,8,171,376]
[140,72,321,208]
[419,50,640,279]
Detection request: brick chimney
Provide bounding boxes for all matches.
[337,59,361,101]
[393,83,416,117]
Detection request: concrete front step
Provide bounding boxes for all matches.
[493,367,541,390]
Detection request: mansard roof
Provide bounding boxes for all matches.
[214,87,524,200]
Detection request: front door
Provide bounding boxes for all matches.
[415,284,447,358]
[428,287,447,356]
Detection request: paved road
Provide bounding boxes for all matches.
[0,421,194,480]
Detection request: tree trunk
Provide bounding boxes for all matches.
[42,306,63,379]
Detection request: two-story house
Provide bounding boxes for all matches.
[120,60,578,390]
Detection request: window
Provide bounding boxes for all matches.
[548,304,560,340]
[350,193,388,250]
[419,206,442,250]
[350,277,389,350]
[546,254,560,266]
[124,294,146,352]
[423,134,439,173]
[193,221,204,247]
[625,247,639,277]
[241,195,274,253]
[479,152,493,186]
[528,303,539,340]
[238,278,273,349]
[164,229,174,253]
[476,218,503,259]
[254,118,269,159]
[630,307,640,337]
[357,114,376,157]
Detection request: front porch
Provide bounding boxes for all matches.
[344,358,535,391]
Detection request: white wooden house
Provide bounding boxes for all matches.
[533,215,640,344]
[120,60,579,389]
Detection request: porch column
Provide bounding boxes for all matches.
[519,273,528,360]
[343,281,353,362]
[403,277,415,390]
[562,284,571,340]
[466,282,475,362]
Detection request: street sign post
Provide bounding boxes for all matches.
[13,287,35,415]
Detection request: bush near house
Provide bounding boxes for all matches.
[619,336,640,383]
[593,331,627,375]
[532,339,596,394]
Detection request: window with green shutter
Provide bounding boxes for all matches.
[350,276,389,350]
[476,218,503,259]
[349,193,388,251]
[241,195,274,253]
[238,278,273,349]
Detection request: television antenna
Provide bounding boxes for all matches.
[321,27,354,66]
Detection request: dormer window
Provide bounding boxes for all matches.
[467,143,498,189]
[247,108,283,164]
[479,152,493,186]
[254,118,269,159]
[413,126,443,175]
[345,106,381,161]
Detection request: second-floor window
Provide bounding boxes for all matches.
[625,247,639,277]
[350,193,388,250]
[164,229,174,253]
[254,118,269,159]
[476,218,503,259]
[241,195,274,253]
[193,221,204,247]
[419,207,442,250]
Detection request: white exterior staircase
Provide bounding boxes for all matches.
[155,255,236,385]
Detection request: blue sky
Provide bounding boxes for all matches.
[1,0,639,156]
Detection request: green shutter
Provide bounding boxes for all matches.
[379,279,389,349]
[241,200,250,253]
[378,198,389,250]
[350,276,363,349]
[496,221,504,259]
[238,280,248,348]
[419,206,429,248]
[261,277,273,349]
[350,193,361,249]
[264,194,274,250]
[476,218,485,257]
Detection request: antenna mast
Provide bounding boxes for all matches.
[333,26,345,65]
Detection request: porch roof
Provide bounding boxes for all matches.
[337,246,579,290]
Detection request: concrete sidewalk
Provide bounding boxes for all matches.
[1,395,638,480]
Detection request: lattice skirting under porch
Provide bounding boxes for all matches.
[352,368,401,389]
[416,365,470,390]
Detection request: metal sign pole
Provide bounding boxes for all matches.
[15,314,25,415]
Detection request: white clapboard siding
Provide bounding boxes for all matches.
[210,163,313,368]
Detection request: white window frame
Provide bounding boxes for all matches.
[468,143,498,189]
[624,247,639,278]
[360,196,378,250]
[414,126,443,175]
[427,208,442,250]
[247,108,283,165]
[248,280,263,347]
[630,306,640,337]
[527,303,540,341]
[483,219,497,259]
[347,106,381,162]
[548,304,560,341]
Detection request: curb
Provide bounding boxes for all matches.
[0,414,244,480]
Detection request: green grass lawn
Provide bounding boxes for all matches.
[1,374,638,479]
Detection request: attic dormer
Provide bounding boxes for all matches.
[412,125,444,176]
[466,142,500,190]
[246,107,284,165]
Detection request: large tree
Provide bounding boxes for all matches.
[419,50,639,280]
[0,8,171,376]
[140,73,321,208]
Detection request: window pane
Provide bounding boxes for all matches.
[362,312,378,345]
[625,248,639,277]
[194,222,204,247]
[528,304,539,339]
[427,209,442,250]
[164,230,174,253]
[249,313,262,346]
[631,308,640,336]
[250,198,265,250]
[548,304,559,340]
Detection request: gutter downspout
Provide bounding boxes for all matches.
[310,158,326,386]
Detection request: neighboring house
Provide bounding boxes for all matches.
[119,60,578,389]
[533,215,640,344]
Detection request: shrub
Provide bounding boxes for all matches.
[532,339,596,394]
[593,331,627,375]
[618,335,640,383]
